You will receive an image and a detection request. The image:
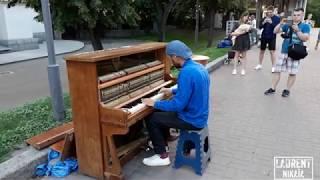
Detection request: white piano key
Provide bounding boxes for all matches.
[128,103,146,114]
[127,84,177,114]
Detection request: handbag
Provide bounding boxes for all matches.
[287,26,308,60]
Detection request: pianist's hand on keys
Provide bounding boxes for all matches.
[127,85,177,114]
[159,88,173,97]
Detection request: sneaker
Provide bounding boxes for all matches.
[241,69,246,75]
[142,154,170,166]
[271,67,275,73]
[254,64,262,70]
[282,89,290,97]
[264,88,276,95]
[232,69,237,75]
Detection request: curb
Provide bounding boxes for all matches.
[0,53,227,179]
[0,40,85,65]
[206,54,227,73]
[0,147,48,179]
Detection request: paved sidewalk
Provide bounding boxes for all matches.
[0,40,84,65]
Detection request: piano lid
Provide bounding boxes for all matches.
[64,42,167,63]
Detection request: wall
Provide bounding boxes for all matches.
[30,8,44,33]
[0,3,44,40]
[0,4,8,40]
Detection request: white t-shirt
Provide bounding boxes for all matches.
[251,19,257,29]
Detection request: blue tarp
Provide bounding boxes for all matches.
[35,149,78,177]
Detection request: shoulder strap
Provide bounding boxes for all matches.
[289,26,293,44]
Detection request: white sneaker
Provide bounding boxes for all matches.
[232,69,237,75]
[271,67,275,73]
[142,154,170,166]
[254,64,262,70]
[241,69,246,75]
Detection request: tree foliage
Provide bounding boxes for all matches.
[307,0,320,27]
[8,0,140,50]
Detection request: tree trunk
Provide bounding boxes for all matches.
[256,0,262,27]
[207,8,215,48]
[89,27,103,50]
[194,0,200,45]
[154,0,178,42]
[160,22,166,42]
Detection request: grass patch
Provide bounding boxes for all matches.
[134,29,230,62]
[0,95,72,162]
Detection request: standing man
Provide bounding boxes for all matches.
[255,6,280,72]
[264,8,310,97]
[141,40,210,166]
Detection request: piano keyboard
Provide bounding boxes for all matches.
[126,85,177,114]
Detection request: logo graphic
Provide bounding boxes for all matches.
[274,156,313,180]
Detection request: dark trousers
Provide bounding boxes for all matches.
[145,111,201,154]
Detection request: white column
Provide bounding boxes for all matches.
[0,4,8,40]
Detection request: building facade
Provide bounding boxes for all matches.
[0,1,45,51]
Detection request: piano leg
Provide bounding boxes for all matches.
[103,135,124,180]
[102,126,129,180]
[104,172,124,180]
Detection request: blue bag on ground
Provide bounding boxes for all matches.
[217,38,232,48]
[35,149,78,177]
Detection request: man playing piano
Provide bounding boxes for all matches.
[142,40,210,166]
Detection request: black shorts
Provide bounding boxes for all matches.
[260,38,276,51]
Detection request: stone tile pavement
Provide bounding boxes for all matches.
[41,29,320,180]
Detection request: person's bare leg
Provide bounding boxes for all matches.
[255,50,265,70]
[287,74,296,90]
[241,51,247,73]
[259,50,265,65]
[270,50,276,66]
[232,51,240,74]
[272,72,281,90]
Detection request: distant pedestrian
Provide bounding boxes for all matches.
[304,14,314,29]
[315,29,320,50]
[304,14,314,50]
[230,12,251,76]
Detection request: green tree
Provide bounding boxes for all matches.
[8,0,140,50]
[154,0,180,41]
[307,0,320,27]
[203,0,249,48]
[135,0,181,42]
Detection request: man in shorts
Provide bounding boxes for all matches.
[255,6,280,72]
[264,8,310,97]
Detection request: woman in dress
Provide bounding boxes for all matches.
[231,12,251,75]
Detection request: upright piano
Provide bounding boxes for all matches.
[65,42,176,179]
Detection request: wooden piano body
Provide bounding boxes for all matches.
[65,42,175,179]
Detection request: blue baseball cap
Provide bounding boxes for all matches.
[166,40,192,60]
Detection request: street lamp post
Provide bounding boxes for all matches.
[40,0,65,120]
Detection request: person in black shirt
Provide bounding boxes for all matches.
[255,6,280,72]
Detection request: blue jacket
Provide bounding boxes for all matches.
[154,59,210,128]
